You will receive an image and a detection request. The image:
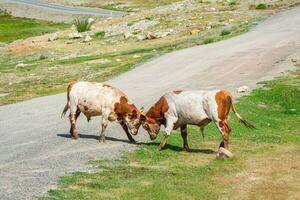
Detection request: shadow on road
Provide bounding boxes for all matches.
[57,133,133,144]
[137,142,216,154]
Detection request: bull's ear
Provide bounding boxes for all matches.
[140,107,144,113]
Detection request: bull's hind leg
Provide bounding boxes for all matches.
[215,119,231,149]
[69,108,80,139]
[180,125,190,151]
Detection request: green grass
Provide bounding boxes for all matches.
[42,68,300,199]
[0,10,68,42]
[0,19,258,105]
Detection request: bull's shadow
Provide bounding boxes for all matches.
[57,133,133,144]
[137,142,216,154]
[57,134,216,154]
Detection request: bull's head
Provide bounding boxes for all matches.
[140,115,161,140]
[124,107,144,135]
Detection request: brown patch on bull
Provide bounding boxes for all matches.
[215,90,232,121]
[114,96,140,121]
[145,96,169,125]
[173,90,183,95]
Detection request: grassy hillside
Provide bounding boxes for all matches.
[0,10,68,43]
[42,66,300,199]
[0,1,299,105]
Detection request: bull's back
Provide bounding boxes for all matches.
[70,82,122,116]
[165,90,220,125]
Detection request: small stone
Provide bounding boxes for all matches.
[83,35,92,42]
[237,85,250,93]
[136,34,146,41]
[146,32,157,40]
[190,28,203,35]
[116,59,121,62]
[133,55,140,58]
[291,58,297,63]
[124,32,134,39]
[216,147,234,159]
[160,31,171,38]
[69,33,83,39]
[48,33,58,41]
[16,63,28,68]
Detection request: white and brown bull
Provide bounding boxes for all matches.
[141,90,254,151]
[61,81,143,143]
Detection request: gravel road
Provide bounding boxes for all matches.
[2,0,124,16]
[0,7,299,200]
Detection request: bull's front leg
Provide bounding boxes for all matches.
[120,121,136,144]
[99,117,108,143]
[158,118,176,151]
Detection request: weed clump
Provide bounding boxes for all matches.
[74,18,93,32]
[0,9,11,17]
[221,29,231,36]
[227,0,237,6]
[256,3,267,9]
[95,31,105,38]
[203,38,214,44]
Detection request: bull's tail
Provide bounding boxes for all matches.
[61,80,77,118]
[61,103,69,118]
[229,97,255,129]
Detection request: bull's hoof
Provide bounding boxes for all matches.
[99,138,106,143]
[71,132,80,140]
[216,147,234,159]
[158,145,164,151]
[129,139,136,144]
[72,135,80,140]
[182,146,190,152]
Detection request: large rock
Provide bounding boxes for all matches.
[237,85,250,93]
[216,147,234,159]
